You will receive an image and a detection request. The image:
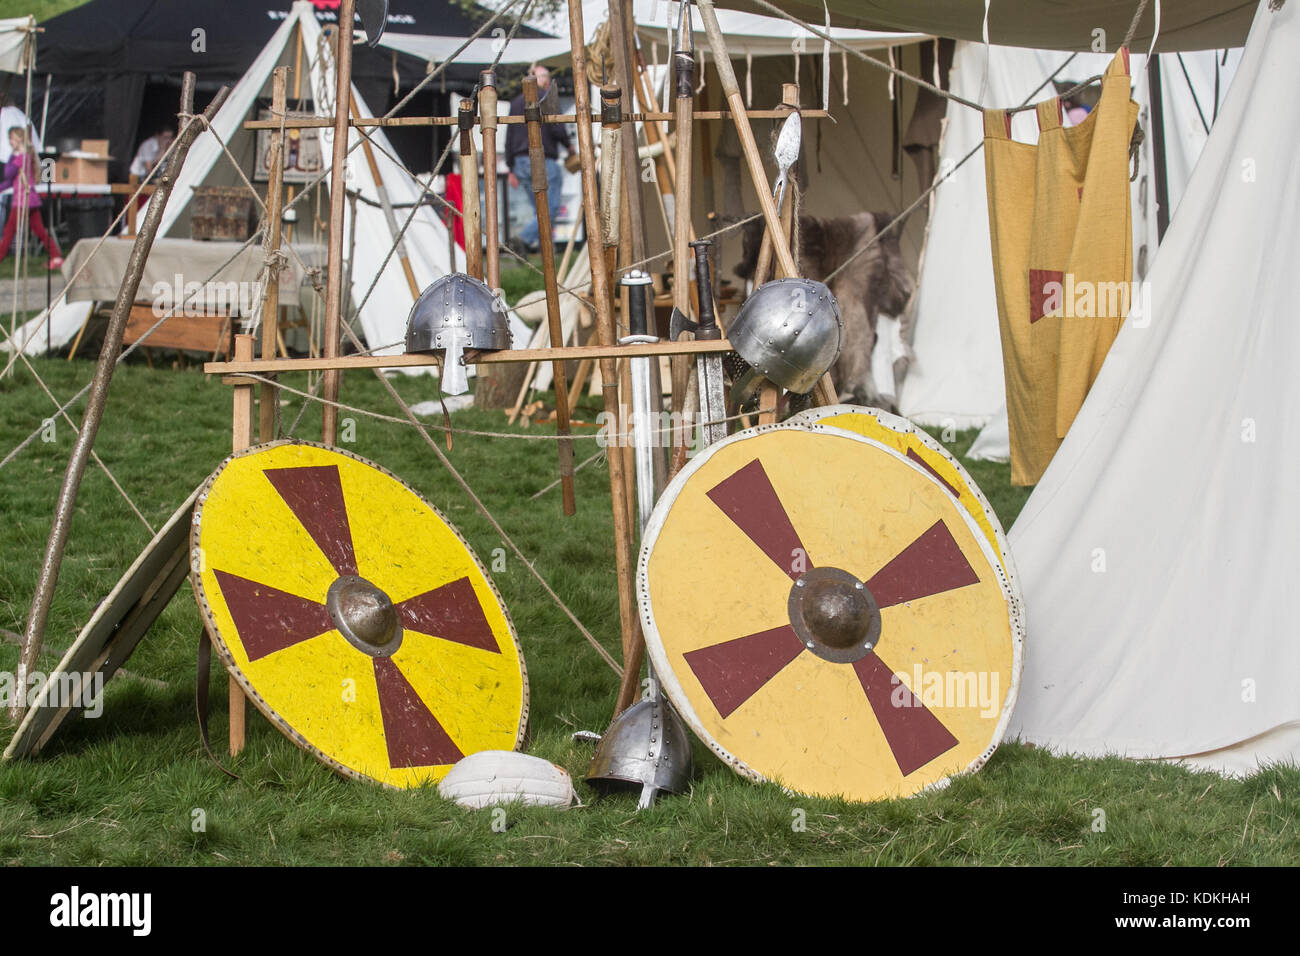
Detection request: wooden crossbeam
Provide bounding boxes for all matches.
[204,338,734,377]
[241,109,829,131]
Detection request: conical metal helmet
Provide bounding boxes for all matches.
[586,696,693,808]
[728,277,842,394]
[405,273,512,353]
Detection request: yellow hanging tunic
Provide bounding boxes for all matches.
[983,49,1139,485]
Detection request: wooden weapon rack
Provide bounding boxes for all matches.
[203,0,837,754]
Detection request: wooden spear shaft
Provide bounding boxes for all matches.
[523,76,577,516]
[610,0,665,513]
[668,22,696,482]
[753,87,800,287]
[478,71,501,293]
[566,0,640,713]
[349,90,420,298]
[260,66,289,443]
[321,2,355,446]
[12,75,230,719]
[458,99,483,280]
[608,0,649,269]
[672,33,695,322]
[695,0,797,278]
[632,40,678,187]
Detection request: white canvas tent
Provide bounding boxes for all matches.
[900,40,1241,438]
[536,2,928,393]
[0,16,76,362]
[527,1,923,60]
[0,16,34,75]
[392,1,934,396]
[1006,0,1300,776]
[3,2,540,365]
[158,1,465,358]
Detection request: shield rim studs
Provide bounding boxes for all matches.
[788,403,1016,579]
[636,421,1025,801]
[189,439,529,789]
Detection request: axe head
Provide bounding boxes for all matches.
[669,306,697,341]
[357,0,389,47]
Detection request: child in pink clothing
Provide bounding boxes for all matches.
[0,126,62,269]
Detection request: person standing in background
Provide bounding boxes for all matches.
[0,98,40,163]
[0,99,41,231]
[505,64,572,256]
[444,146,466,251]
[0,125,62,269]
[124,125,174,224]
[130,125,174,179]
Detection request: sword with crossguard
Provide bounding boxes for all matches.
[688,239,728,448]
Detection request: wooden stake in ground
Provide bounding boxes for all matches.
[321,2,355,447]
[523,76,577,516]
[227,333,256,753]
[566,0,640,715]
[12,74,230,720]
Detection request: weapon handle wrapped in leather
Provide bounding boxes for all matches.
[690,239,719,340]
[600,85,622,126]
[674,0,695,99]
[522,80,548,193]
[599,86,624,247]
[623,271,652,338]
[674,50,695,100]
[457,96,476,138]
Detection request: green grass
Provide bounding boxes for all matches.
[0,0,89,21]
[0,358,1295,866]
[0,252,63,280]
[499,256,550,303]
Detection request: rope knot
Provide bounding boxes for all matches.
[306,266,325,295]
[263,248,289,277]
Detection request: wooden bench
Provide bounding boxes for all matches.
[68,303,235,363]
[123,304,235,362]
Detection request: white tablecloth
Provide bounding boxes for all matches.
[63,237,326,317]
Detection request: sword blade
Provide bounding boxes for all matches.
[697,355,728,447]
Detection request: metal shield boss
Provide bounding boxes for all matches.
[637,423,1024,801]
[190,441,528,788]
[727,277,842,395]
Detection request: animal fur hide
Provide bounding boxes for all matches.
[735,211,914,407]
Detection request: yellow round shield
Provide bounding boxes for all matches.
[639,423,1023,802]
[790,404,1010,572]
[190,441,528,788]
